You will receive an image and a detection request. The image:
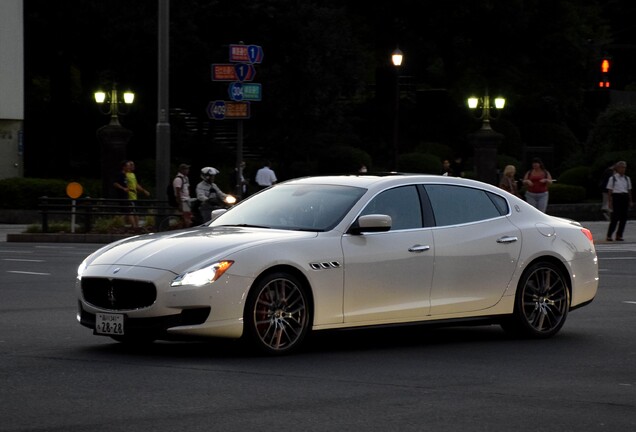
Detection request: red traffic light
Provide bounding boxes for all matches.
[601,59,610,73]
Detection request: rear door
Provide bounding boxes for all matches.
[425,185,521,315]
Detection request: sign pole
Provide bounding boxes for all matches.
[236,120,244,198]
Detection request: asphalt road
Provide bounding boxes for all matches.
[1,241,635,432]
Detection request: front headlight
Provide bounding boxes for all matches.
[171,260,234,287]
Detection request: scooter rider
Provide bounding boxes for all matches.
[196,167,228,223]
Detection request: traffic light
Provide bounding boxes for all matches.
[599,57,611,88]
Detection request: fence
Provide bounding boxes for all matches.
[38,197,178,233]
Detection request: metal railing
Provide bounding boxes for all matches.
[38,197,177,233]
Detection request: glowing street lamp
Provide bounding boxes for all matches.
[467,91,505,130]
[94,84,135,125]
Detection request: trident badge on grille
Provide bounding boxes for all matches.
[107,286,116,307]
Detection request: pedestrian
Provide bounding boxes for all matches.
[113,160,135,228]
[125,160,150,229]
[606,161,633,241]
[255,160,277,190]
[230,160,248,197]
[196,167,228,223]
[450,156,464,177]
[499,165,521,197]
[173,163,193,227]
[441,159,452,176]
[522,157,553,212]
[600,163,616,221]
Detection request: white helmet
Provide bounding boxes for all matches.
[201,167,219,179]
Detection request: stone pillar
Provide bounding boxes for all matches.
[468,128,503,186]
[96,124,133,198]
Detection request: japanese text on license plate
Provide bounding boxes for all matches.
[95,313,124,336]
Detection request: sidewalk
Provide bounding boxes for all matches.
[0,224,28,242]
[2,221,634,244]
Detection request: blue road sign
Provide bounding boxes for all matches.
[235,63,256,82]
[228,82,262,101]
[248,45,264,63]
[206,100,250,120]
[229,44,264,64]
[207,100,226,119]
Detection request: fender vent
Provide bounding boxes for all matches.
[309,261,341,270]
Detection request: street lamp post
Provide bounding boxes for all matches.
[391,47,403,171]
[94,84,135,198]
[94,84,135,126]
[466,90,505,185]
[467,92,505,130]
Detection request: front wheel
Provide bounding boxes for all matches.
[244,272,312,355]
[502,261,570,338]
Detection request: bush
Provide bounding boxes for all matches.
[547,183,586,204]
[557,166,596,199]
[0,178,68,209]
[0,177,103,209]
[557,166,592,186]
[398,152,442,174]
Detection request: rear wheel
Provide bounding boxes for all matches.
[502,261,570,338]
[244,272,312,355]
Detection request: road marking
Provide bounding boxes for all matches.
[2,258,44,262]
[35,245,75,249]
[6,271,50,276]
[600,257,636,260]
[595,244,636,252]
[624,301,636,305]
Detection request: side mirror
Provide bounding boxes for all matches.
[348,214,392,235]
[210,208,227,222]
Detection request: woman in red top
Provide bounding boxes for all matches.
[523,157,553,212]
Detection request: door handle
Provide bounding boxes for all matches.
[497,236,518,244]
[408,245,431,252]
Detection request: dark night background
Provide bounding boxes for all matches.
[21,0,636,193]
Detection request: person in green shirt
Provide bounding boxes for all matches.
[125,160,150,228]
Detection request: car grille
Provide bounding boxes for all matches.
[81,277,157,310]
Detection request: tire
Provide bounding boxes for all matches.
[502,261,570,338]
[244,272,312,355]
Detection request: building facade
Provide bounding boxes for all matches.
[0,0,24,179]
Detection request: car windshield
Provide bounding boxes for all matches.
[210,184,366,231]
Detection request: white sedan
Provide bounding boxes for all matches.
[76,174,598,355]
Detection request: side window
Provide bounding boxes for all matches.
[360,185,423,230]
[487,192,509,215]
[425,185,507,227]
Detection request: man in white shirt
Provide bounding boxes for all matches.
[173,163,193,227]
[255,160,277,190]
[606,161,633,241]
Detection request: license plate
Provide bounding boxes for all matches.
[95,313,125,336]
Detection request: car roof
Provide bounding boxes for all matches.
[282,173,496,191]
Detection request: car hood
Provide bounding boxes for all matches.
[85,226,318,273]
